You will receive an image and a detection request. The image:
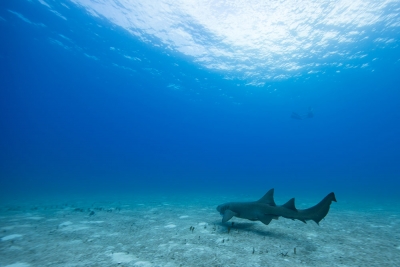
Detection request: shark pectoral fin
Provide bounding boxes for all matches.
[259,215,274,225]
[222,210,237,223]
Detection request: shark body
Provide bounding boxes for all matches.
[217,189,336,226]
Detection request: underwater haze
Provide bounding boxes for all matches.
[1,0,400,201]
[2,1,400,266]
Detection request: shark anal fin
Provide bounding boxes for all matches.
[259,215,274,225]
[222,210,237,223]
[282,198,297,211]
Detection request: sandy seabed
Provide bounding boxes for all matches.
[0,194,399,267]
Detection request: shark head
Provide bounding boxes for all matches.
[216,203,229,215]
[217,203,238,223]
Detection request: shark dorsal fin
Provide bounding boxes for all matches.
[282,198,297,211]
[257,189,276,206]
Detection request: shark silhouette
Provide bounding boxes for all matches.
[291,107,314,120]
[217,189,336,226]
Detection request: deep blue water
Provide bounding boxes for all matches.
[1,0,400,202]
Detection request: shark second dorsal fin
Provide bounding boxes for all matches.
[257,188,276,206]
[282,198,297,211]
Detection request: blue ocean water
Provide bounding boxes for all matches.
[1,0,400,203]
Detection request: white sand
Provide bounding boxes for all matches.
[111,252,136,263]
[0,194,399,266]
[4,263,31,267]
[1,234,23,241]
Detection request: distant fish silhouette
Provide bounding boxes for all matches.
[291,107,313,120]
[291,112,303,120]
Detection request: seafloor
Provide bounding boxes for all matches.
[0,193,399,267]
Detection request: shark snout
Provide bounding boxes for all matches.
[216,205,222,213]
[216,203,228,215]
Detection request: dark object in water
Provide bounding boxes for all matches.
[291,112,303,120]
[217,188,336,226]
[291,107,314,120]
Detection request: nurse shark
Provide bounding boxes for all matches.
[217,189,336,226]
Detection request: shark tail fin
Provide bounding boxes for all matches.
[299,192,337,225]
